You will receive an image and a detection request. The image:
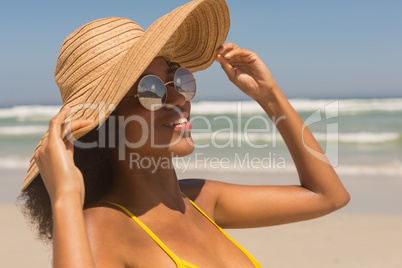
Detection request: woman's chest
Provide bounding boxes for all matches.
[117,212,255,268]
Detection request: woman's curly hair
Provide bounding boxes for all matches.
[17,123,113,244]
[17,60,180,244]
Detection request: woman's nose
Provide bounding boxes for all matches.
[163,82,186,109]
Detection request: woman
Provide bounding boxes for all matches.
[18,0,350,267]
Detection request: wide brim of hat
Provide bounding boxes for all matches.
[21,0,230,191]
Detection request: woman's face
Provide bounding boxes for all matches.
[114,57,194,159]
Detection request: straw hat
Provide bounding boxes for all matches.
[21,0,230,191]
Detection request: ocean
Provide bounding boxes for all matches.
[0,98,401,178]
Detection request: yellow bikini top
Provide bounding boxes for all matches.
[102,194,261,268]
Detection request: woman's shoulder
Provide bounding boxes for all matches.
[83,202,154,266]
[83,201,142,234]
[83,202,131,239]
[84,201,122,221]
[179,178,233,198]
[179,178,233,220]
[81,203,126,265]
[180,178,216,200]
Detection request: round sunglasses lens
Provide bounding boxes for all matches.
[174,68,196,101]
[138,76,166,110]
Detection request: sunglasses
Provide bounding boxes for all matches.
[124,67,196,111]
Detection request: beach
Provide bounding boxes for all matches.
[1,99,401,267]
[1,169,402,267]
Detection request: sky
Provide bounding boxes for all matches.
[0,0,401,106]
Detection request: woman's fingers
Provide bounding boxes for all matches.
[217,42,238,55]
[216,44,256,81]
[34,106,91,204]
[61,119,94,140]
[216,42,278,100]
[63,119,93,158]
[216,54,236,81]
[71,119,94,132]
[217,45,260,79]
[47,105,93,141]
[224,48,254,61]
[45,106,93,157]
[48,107,70,140]
[218,44,256,63]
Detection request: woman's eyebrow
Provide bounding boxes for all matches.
[138,73,152,80]
[138,66,174,82]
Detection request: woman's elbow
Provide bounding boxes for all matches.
[330,190,351,211]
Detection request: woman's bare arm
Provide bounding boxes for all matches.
[34,107,95,268]
[205,43,350,228]
[52,197,95,268]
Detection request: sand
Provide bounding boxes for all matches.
[226,213,402,268]
[1,169,401,267]
[2,205,401,268]
[0,204,52,268]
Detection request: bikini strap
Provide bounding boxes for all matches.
[181,193,262,268]
[101,196,261,268]
[100,201,182,267]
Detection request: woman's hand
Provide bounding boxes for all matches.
[216,42,278,100]
[34,107,93,207]
[209,43,350,229]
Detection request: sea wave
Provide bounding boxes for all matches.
[191,131,400,144]
[1,156,401,177]
[291,98,402,114]
[0,125,48,136]
[1,99,401,122]
[315,132,400,144]
[0,105,61,122]
[0,123,398,144]
[174,160,402,177]
[335,162,402,176]
[191,98,402,115]
[336,98,402,114]
[0,157,30,170]
[191,101,263,115]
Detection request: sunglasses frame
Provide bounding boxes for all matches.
[123,67,196,111]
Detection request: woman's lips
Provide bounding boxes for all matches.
[163,111,191,132]
[163,121,192,132]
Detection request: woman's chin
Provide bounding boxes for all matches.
[168,139,195,157]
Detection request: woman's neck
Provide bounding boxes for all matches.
[104,150,186,215]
